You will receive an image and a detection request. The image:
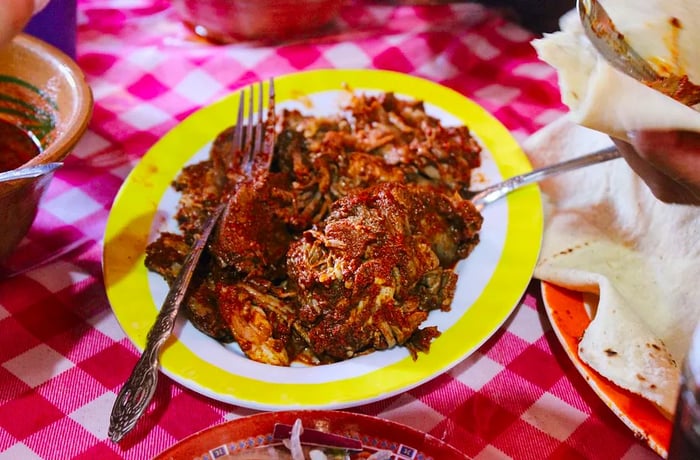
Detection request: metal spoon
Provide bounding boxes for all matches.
[577,0,658,83]
[466,145,620,210]
[0,162,63,183]
[577,0,700,106]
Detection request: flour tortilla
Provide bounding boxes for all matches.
[528,0,700,416]
[531,2,700,141]
[527,116,700,416]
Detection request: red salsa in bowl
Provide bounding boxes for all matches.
[0,33,92,262]
[0,120,42,173]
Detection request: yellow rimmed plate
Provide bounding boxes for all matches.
[103,69,542,410]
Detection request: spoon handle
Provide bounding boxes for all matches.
[0,162,63,183]
[469,145,620,210]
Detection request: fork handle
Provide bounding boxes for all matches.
[470,145,620,209]
[108,203,226,442]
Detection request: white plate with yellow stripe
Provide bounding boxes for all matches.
[103,68,542,410]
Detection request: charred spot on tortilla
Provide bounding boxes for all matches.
[604,348,617,356]
[561,247,575,255]
[555,242,589,257]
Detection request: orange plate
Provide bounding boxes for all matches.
[154,410,469,459]
[541,281,672,458]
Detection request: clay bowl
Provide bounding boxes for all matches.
[0,33,92,263]
[170,0,345,43]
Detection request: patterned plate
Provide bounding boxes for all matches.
[103,68,543,409]
[153,410,469,459]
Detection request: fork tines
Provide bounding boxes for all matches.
[233,78,275,176]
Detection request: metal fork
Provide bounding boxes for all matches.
[228,78,276,176]
[108,78,276,443]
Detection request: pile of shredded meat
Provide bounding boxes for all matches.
[145,91,484,366]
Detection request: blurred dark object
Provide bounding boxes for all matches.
[466,0,574,32]
[23,0,78,58]
[377,0,574,33]
[170,0,345,44]
[668,323,700,459]
[483,0,574,33]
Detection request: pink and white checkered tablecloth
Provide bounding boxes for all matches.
[0,1,663,459]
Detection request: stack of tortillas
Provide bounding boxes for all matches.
[529,0,700,417]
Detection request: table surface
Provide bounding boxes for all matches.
[0,1,663,459]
